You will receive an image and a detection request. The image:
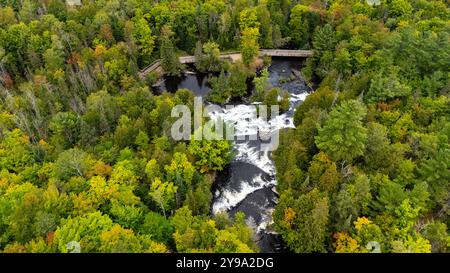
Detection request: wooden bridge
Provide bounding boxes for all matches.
[139,49,313,78]
[259,49,313,57]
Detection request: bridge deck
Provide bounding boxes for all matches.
[139,49,313,78]
[259,49,313,57]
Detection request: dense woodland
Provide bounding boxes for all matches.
[0,0,449,253]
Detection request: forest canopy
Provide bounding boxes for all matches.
[0,0,449,253]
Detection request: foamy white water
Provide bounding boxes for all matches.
[209,91,310,219]
[212,174,276,214]
[208,104,295,137]
[290,92,309,103]
[234,142,274,175]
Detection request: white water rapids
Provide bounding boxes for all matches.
[208,92,310,234]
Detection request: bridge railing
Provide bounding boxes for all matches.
[139,49,313,78]
[139,59,162,76]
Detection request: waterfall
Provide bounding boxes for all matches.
[209,84,310,252]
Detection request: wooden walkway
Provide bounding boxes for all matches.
[139,49,313,78]
[259,49,313,57]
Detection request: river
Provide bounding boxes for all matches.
[154,57,312,252]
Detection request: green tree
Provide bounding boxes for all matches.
[280,90,290,112]
[53,212,114,253]
[293,86,335,126]
[135,130,150,151]
[188,136,231,173]
[315,100,368,163]
[99,224,143,253]
[160,25,183,76]
[333,174,371,230]
[149,178,177,217]
[109,201,144,230]
[256,3,274,48]
[263,88,278,107]
[43,35,65,76]
[195,41,222,72]
[311,24,337,78]
[172,206,255,253]
[274,189,329,253]
[388,200,432,253]
[418,147,450,205]
[49,112,80,150]
[273,131,308,195]
[0,6,17,28]
[422,221,449,253]
[139,211,174,246]
[365,69,412,103]
[214,230,253,253]
[114,115,139,149]
[307,151,341,193]
[0,183,70,245]
[54,148,94,181]
[47,0,67,21]
[228,62,249,97]
[184,174,214,215]
[208,69,231,103]
[289,4,309,47]
[82,90,120,142]
[239,8,260,30]
[145,159,162,182]
[240,27,260,65]
[0,129,33,172]
[99,225,168,253]
[388,0,413,17]
[253,68,270,101]
[165,152,196,207]
[132,10,156,65]
[288,4,319,48]
[364,122,393,171]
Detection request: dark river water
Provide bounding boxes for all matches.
[155,57,312,252]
